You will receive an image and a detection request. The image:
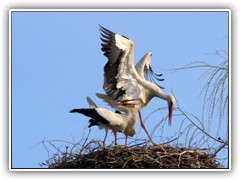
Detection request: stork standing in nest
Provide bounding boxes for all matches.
[70,97,140,146]
[97,25,176,145]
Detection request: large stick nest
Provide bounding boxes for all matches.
[46,140,221,169]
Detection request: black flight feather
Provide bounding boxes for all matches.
[70,108,110,125]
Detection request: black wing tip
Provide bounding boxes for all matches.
[70,109,79,113]
[98,24,104,29]
[98,24,104,32]
[98,24,104,31]
[121,35,129,40]
[70,108,88,113]
[99,25,115,36]
[147,65,165,89]
[157,85,165,89]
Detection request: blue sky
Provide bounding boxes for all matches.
[11,10,229,168]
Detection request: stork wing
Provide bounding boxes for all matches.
[96,108,124,126]
[96,93,130,112]
[135,53,165,89]
[95,93,117,109]
[135,53,152,80]
[100,25,142,101]
[86,96,98,109]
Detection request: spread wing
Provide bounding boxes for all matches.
[135,53,165,89]
[99,25,143,101]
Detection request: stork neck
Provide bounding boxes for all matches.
[156,91,171,102]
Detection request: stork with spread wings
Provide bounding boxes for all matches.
[97,25,176,145]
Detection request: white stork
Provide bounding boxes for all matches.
[98,25,176,145]
[70,97,139,146]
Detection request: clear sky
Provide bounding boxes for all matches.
[11,10,229,168]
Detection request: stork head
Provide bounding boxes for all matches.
[167,95,175,126]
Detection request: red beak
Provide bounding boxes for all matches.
[168,105,173,126]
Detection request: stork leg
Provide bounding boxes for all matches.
[125,136,128,146]
[118,99,140,106]
[102,130,108,147]
[114,131,118,145]
[138,111,157,146]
